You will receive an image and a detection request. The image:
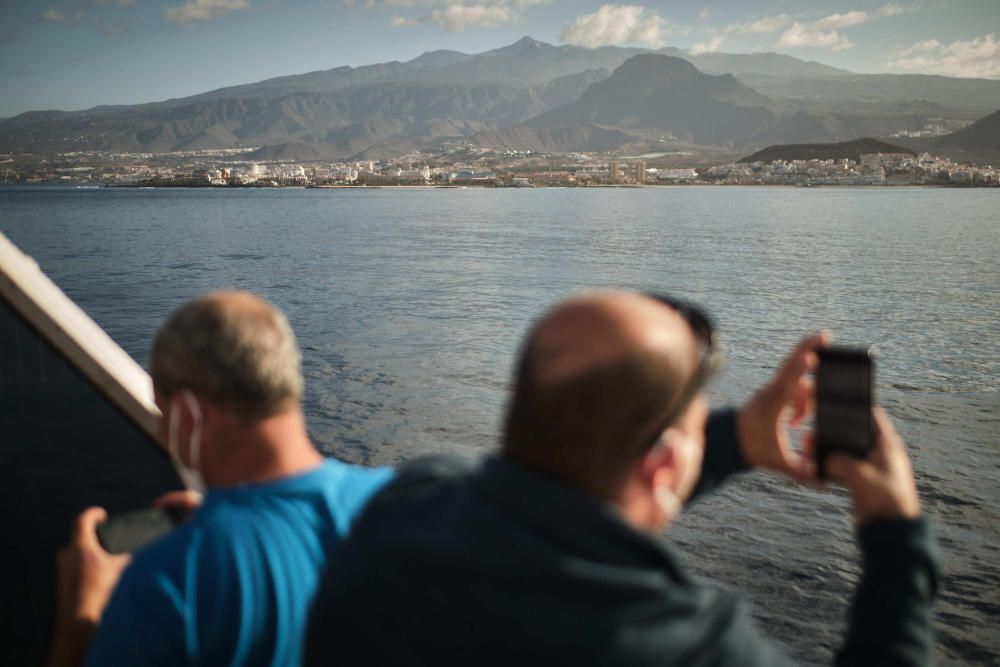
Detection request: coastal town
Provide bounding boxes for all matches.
[1,145,997,188]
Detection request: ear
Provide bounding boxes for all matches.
[639,428,682,494]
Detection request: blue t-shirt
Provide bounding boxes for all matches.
[86,460,393,667]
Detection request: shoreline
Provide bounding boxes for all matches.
[3,181,994,190]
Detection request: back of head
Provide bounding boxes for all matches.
[502,292,694,498]
[150,291,303,419]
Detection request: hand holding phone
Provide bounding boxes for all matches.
[824,409,921,525]
[96,507,180,555]
[815,347,875,479]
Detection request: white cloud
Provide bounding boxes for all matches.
[429,4,514,30]
[740,14,791,34]
[378,0,548,31]
[561,4,686,48]
[776,22,854,50]
[895,39,942,57]
[773,4,917,52]
[389,14,417,26]
[890,33,1000,79]
[812,10,869,30]
[39,8,84,24]
[832,37,855,51]
[164,0,250,25]
[690,34,725,55]
[689,14,789,54]
[876,3,914,18]
[698,7,710,21]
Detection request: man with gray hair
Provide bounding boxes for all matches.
[49,291,392,667]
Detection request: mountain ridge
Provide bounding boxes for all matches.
[3,37,1000,157]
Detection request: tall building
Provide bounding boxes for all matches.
[609,160,619,183]
[636,160,647,185]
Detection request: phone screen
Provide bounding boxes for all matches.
[816,347,874,476]
[96,507,179,555]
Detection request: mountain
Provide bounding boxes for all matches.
[3,37,1000,157]
[739,138,914,163]
[0,82,554,155]
[737,73,1000,117]
[246,142,347,162]
[677,50,849,78]
[468,124,640,153]
[745,110,943,146]
[932,110,1000,151]
[526,54,783,146]
[169,37,638,105]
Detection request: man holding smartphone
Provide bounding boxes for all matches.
[49,291,393,667]
[305,291,935,666]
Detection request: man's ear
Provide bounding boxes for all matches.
[640,429,682,493]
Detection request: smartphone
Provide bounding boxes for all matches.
[96,507,180,554]
[815,347,875,479]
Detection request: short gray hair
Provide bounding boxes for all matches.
[150,291,303,419]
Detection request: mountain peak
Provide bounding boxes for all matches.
[496,36,550,54]
[614,53,701,79]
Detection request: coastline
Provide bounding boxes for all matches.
[37,181,996,190]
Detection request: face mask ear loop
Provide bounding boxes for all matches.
[182,390,203,471]
[168,397,182,462]
[654,486,681,520]
[650,429,688,522]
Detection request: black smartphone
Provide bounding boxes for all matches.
[816,347,875,479]
[96,507,180,554]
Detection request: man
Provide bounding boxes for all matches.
[305,291,936,665]
[49,291,393,667]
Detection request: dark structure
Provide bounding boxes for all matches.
[0,242,182,665]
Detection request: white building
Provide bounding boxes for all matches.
[657,168,698,181]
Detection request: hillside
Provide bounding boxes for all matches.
[739,138,915,163]
[468,124,639,153]
[737,73,1000,117]
[527,54,783,147]
[0,83,548,155]
[932,110,1000,152]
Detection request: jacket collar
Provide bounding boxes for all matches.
[472,455,691,584]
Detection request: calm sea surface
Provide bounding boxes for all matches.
[1,185,997,664]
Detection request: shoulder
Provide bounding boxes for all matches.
[316,458,395,494]
[310,459,396,522]
[361,454,476,513]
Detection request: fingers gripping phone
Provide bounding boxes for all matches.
[816,347,875,479]
[96,507,180,554]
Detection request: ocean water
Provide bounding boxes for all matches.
[1,185,997,664]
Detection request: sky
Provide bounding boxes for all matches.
[1,0,998,118]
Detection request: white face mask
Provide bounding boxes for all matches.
[167,389,206,492]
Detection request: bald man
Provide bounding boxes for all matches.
[49,292,393,667]
[305,292,936,666]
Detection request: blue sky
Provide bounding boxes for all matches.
[1,0,997,117]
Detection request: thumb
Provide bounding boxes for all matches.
[73,507,108,551]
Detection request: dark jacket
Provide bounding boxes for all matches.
[305,410,937,666]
